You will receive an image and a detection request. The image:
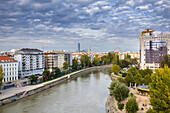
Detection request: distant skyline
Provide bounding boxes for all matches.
[0,0,169,52]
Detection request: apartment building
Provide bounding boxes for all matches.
[14,48,44,78]
[44,50,72,69]
[140,29,170,71]
[56,50,72,68]
[0,56,18,82]
[44,52,58,72]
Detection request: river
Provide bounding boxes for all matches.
[0,68,112,113]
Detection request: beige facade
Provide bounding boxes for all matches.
[140,31,170,71]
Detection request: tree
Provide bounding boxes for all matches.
[42,70,50,81]
[113,54,119,65]
[108,52,113,63]
[160,54,170,68]
[109,80,129,102]
[93,55,100,66]
[134,73,143,86]
[144,68,153,76]
[30,75,38,85]
[80,55,91,67]
[146,108,157,113]
[124,53,131,60]
[101,55,110,64]
[119,59,131,68]
[118,103,124,111]
[128,67,138,76]
[0,66,4,92]
[126,97,139,113]
[149,66,170,113]
[55,67,61,76]
[143,74,151,85]
[130,58,138,65]
[50,72,54,79]
[111,64,120,75]
[125,72,134,86]
[63,61,68,69]
[72,57,78,70]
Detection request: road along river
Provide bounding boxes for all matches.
[0,68,112,113]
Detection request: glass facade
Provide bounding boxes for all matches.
[145,40,167,63]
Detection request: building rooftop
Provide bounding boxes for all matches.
[0,56,17,63]
[19,48,43,52]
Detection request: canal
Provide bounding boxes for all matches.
[0,68,112,113]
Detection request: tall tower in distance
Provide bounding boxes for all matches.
[78,43,80,52]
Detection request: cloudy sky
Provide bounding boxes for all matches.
[0,0,169,52]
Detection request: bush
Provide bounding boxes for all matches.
[118,103,124,111]
[126,97,139,113]
[122,73,127,77]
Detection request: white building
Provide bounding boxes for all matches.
[140,29,170,71]
[0,56,18,82]
[14,48,44,78]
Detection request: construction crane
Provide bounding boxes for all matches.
[139,29,154,42]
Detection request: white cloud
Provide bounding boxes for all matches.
[92,1,108,6]
[136,4,152,10]
[112,17,118,20]
[116,6,130,11]
[85,7,100,15]
[154,0,163,5]
[102,6,111,10]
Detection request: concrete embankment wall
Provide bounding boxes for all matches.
[0,65,112,106]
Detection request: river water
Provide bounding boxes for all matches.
[0,68,112,113]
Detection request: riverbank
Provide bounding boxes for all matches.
[0,65,112,106]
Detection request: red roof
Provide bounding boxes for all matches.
[0,56,17,63]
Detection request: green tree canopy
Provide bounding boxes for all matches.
[149,66,170,113]
[30,75,38,85]
[80,55,91,67]
[108,52,113,63]
[93,55,100,66]
[111,64,120,74]
[125,72,134,86]
[160,54,170,68]
[63,61,69,69]
[0,66,4,91]
[139,68,153,78]
[72,57,78,70]
[42,70,50,81]
[130,58,138,65]
[109,80,129,102]
[55,67,61,75]
[119,59,131,68]
[134,73,143,86]
[101,55,110,64]
[143,74,151,85]
[128,67,138,76]
[125,97,139,113]
[113,54,119,65]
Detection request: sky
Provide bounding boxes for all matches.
[0,0,169,52]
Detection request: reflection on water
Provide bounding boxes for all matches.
[0,68,111,113]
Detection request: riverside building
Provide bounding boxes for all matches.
[139,29,170,71]
[44,52,58,72]
[44,50,72,69]
[0,56,18,82]
[14,48,44,78]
